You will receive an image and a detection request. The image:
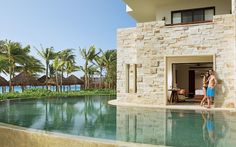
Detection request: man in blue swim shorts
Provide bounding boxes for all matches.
[206,70,217,108]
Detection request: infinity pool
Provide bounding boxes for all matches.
[0,96,235,147]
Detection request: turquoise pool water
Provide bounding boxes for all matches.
[0,96,235,147]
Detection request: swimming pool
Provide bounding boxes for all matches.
[0,96,235,147]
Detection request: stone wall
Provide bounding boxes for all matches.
[117,14,236,107]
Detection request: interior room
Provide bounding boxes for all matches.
[172,62,213,104]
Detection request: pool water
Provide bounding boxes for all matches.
[0,96,236,147]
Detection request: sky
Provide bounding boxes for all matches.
[0,0,136,79]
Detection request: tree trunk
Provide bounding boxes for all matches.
[46,61,49,90]
[60,67,63,92]
[9,67,13,92]
[2,86,6,93]
[21,86,25,92]
[99,67,102,89]
[85,61,88,89]
[55,72,59,92]
[8,48,13,93]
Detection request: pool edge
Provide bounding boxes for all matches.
[109,99,236,112]
[0,122,166,147]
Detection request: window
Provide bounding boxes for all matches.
[182,11,193,23]
[172,7,215,24]
[134,64,137,93]
[193,9,204,21]
[125,64,137,93]
[173,12,181,24]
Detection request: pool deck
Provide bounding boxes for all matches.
[109,100,236,112]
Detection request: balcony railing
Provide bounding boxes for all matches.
[165,20,213,26]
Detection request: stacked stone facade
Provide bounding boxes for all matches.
[117,14,236,107]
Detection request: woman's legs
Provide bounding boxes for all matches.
[200,88,207,106]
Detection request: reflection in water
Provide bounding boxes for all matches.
[116,107,236,147]
[202,111,215,146]
[0,97,236,147]
[0,96,116,140]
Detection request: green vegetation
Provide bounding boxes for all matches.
[36,46,56,89]
[0,39,117,93]
[0,88,116,100]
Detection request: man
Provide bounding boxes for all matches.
[206,69,217,108]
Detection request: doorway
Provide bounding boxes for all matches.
[165,55,215,105]
[173,63,213,104]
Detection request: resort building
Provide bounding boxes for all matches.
[117,0,236,108]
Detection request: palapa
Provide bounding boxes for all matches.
[11,72,40,86]
[64,75,84,85]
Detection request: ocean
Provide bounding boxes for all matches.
[0,85,81,93]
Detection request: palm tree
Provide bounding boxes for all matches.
[94,54,105,89]
[102,50,117,89]
[88,65,98,87]
[65,61,79,77]
[36,46,56,89]
[79,46,100,89]
[53,56,64,92]
[0,41,8,75]
[49,64,55,78]
[58,49,76,91]
[0,40,31,92]
[16,56,44,76]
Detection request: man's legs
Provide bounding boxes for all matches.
[207,97,211,108]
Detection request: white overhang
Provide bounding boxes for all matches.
[124,0,232,23]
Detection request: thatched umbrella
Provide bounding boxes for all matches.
[0,76,8,93]
[65,75,84,85]
[11,72,40,91]
[64,75,84,91]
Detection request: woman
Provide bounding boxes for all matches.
[200,71,210,106]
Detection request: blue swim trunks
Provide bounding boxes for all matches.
[207,120,214,131]
[207,87,215,97]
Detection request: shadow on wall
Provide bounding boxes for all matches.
[214,71,235,108]
[216,77,235,108]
